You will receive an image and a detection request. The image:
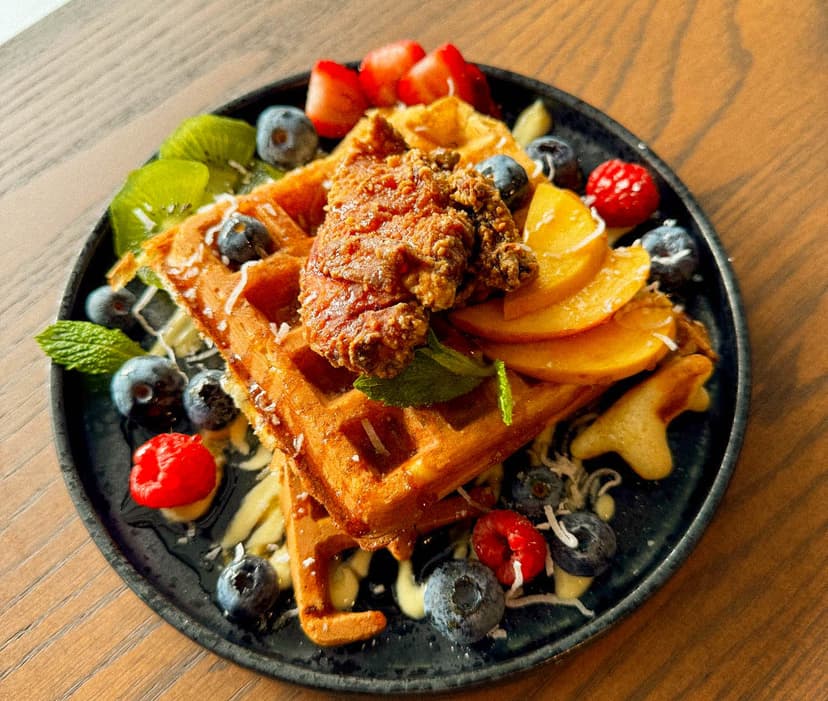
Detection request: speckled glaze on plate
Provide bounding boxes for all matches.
[50,67,750,694]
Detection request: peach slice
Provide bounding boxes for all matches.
[450,245,651,342]
[504,183,608,319]
[479,292,677,384]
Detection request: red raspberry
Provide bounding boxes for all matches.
[130,433,217,508]
[471,509,547,586]
[586,159,660,227]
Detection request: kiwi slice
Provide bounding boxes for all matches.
[110,158,210,257]
[238,159,286,194]
[159,114,256,194]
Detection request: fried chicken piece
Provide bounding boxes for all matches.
[300,116,536,378]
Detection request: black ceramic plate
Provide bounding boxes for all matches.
[51,67,750,694]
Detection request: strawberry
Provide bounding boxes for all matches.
[130,433,217,508]
[305,60,369,139]
[465,61,499,116]
[359,39,426,107]
[397,43,476,106]
[586,159,660,227]
[471,509,547,587]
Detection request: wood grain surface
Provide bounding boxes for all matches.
[1,0,826,699]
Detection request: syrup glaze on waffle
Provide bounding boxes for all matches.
[143,98,607,549]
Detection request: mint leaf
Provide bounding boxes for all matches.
[422,330,493,377]
[36,321,146,374]
[353,332,514,422]
[495,360,513,425]
[354,351,483,407]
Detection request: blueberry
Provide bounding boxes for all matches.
[110,355,186,427]
[525,135,583,191]
[217,555,279,625]
[640,224,699,290]
[217,214,273,265]
[547,511,617,577]
[423,559,505,644]
[256,105,319,169]
[475,154,530,209]
[84,286,136,330]
[509,467,564,521]
[183,369,238,430]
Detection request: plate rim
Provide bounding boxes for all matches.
[49,65,751,694]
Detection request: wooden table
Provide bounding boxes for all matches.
[2,1,826,699]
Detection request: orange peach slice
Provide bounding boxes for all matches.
[480,292,677,384]
[504,183,608,319]
[451,245,651,342]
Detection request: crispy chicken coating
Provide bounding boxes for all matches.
[300,116,536,378]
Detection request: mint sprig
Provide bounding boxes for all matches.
[36,320,146,374]
[354,331,514,424]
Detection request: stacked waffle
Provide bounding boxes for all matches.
[142,98,607,643]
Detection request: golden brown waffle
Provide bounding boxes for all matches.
[143,99,606,549]
[278,450,495,646]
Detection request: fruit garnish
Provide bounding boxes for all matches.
[305,60,369,138]
[508,467,564,521]
[640,223,699,290]
[237,159,285,194]
[464,61,499,116]
[502,183,607,319]
[129,432,217,508]
[546,511,617,577]
[479,291,677,385]
[586,158,660,227]
[423,560,505,643]
[35,320,146,374]
[159,114,257,195]
[359,39,426,106]
[451,245,651,342]
[84,286,136,330]
[471,509,547,586]
[110,158,210,258]
[217,554,280,626]
[397,43,476,107]
[255,106,319,169]
[111,355,186,427]
[353,330,514,424]
[525,135,583,191]
[216,213,274,265]
[474,154,530,210]
[184,369,239,430]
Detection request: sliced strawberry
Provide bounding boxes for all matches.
[465,61,499,117]
[359,39,426,107]
[397,43,476,106]
[305,60,369,139]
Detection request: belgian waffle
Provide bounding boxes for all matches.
[277,449,496,646]
[143,99,606,548]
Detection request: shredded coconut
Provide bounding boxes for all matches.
[543,504,578,548]
[132,206,155,233]
[505,592,594,617]
[270,321,291,344]
[456,486,492,513]
[361,419,390,457]
[507,560,524,598]
[653,332,679,351]
[224,260,256,314]
[203,195,239,245]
